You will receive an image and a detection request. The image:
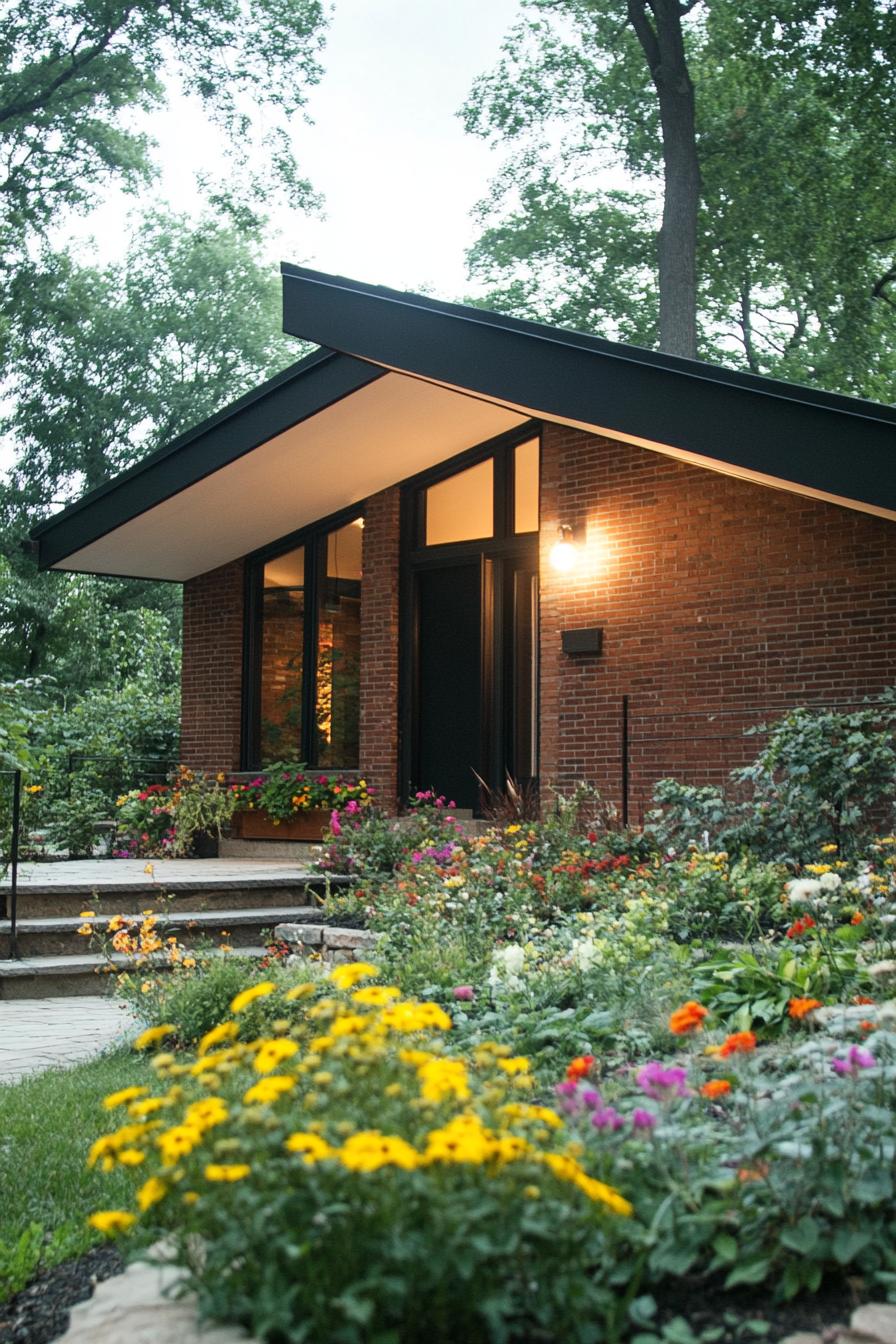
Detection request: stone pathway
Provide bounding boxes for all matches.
[2,857,318,890]
[0,995,138,1083]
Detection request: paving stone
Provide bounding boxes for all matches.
[324,927,376,950]
[850,1305,896,1344]
[275,922,324,946]
[0,996,138,1082]
[779,1333,824,1344]
[60,1257,257,1343]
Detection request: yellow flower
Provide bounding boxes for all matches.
[182,1191,199,1206]
[541,1153,632,1216]
[501,1103,564,1130]
[328,962,380,991]
[204,1163,251,1182]
[137,1177,168,1211]
[244,1075,296,1105]
[497,1056,530,1076]
[351,985,401,1007]
[184,1097,229,1131]
[253,1038,299,1074]
[284,1132,334,1163]
[116,1148,146,1166]
[103,1086,150,1110]
[25,784,43,794]
[417,1058,471,1104]
[77,923,93,936]
[157,1124,203,1166]
[128,1097,170,1118]
[380,1001,452,1033]
[284,982,317,1001]
[88,1211,137,1235]
[230,981,277,1014]
[338,1131,420,1172]
[197,1021,239,1056]
[133,1023,177,1051]
[79,910,96,918]
[821,843,838,854]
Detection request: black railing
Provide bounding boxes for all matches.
[65,753,177,797]
[1,768,22,959]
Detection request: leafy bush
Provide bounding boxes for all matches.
[91,967,635,1343]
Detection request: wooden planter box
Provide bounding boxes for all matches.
[230,808,331,842]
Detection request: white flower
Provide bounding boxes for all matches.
[787,878,822,903]
[569,938,600,973]
[818,871,842,891]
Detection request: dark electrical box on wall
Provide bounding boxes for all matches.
[561,627,604,656]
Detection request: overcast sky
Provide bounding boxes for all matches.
[77,0,527,301]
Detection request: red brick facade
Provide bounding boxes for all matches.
[180,424,896,818]
[181,559,245,772]
[539,423,896,819]
[358,487,401,810]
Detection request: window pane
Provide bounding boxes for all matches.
[316,519,362,768]
[514,437,540,534]
[425,459,493,545]
[260,546,304,763]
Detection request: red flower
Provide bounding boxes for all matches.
[719,1031,757,1058]
[566,1055,595,1080]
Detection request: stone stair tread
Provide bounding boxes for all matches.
[0,947,268,976]
[1,907,324,935]
[1,874,339,896]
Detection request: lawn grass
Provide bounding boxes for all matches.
[0,1047,152,1300]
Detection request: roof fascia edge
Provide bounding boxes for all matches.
[280,267,896,516]
[34,352,386,571]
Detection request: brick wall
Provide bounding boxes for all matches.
[358,487,401,810]
[539,423,896,820]
[181,559,245,771]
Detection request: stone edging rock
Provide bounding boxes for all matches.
[60,1255,257,1343]
[783,1303,896,1344]
[274,921,377,964]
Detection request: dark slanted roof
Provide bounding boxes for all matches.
[31,266,896,579]
[281,265,896,519]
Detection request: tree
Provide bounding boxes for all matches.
[463,0,896,395]
[0,208,300,684]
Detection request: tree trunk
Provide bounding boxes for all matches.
[627,0,701,359]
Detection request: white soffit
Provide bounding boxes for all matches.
[380,368,896,526]
[54,374,527,581]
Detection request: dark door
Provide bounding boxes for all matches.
[415,561,483,810]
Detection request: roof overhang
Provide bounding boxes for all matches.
[32,265,896,580]
[280,266,896,524]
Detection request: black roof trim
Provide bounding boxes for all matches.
[32,348,385,570]
[281,265,896,515]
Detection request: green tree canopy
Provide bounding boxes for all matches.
[463,0,896,399]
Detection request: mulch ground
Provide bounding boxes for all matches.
[0,1247,123,1344]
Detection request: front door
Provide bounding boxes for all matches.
[402,430,540,812]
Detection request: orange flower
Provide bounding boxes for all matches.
[566,1055,595,1080]
[850,912,864,926]
[668,1001,709,1035]
[737,1161,769,1183]
[859,1020,876,1032]
[719,1031,757,1058]
[788,997,822,1020]
[853,996,875,1006]
[700,1079,732,1099]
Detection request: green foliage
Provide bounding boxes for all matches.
[463,0,896,398]
[692,941,868,1032]
[116,955,263,1046]
[0,1049,152,1302]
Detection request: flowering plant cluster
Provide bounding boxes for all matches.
[113,784,175,857]
[230,762,372,821]
[90,965,635,1343]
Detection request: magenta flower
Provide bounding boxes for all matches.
[580,1089,602,1111]
[632,1108,658,1131]
[591,1106,624,1132]
[553,1080,584,1114]
[453,985,475,1001]
[329,810,341,837]
[636,1062,689,1101]
[831,1046,875,1076]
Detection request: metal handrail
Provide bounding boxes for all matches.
[1,769,22,959]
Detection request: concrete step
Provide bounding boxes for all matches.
[2,874,344,919]
[0,946,269,1000]
[0,906,323,959]
[219,838,325,861]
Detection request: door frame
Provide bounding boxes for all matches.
[398,422,541,808]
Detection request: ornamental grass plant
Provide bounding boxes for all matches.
[90,966,637,1343]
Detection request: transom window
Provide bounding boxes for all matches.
[417,434,540,547]
[246,514,363,769]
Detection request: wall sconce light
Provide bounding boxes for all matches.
[549,524,578,573]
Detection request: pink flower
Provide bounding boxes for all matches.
[636,1062,689,1101]
[453,985,475,1001]
[831,1046,875,1076]
[329,810,342,837]
[632,1109,658,1131]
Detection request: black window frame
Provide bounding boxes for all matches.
[242,501,365,771]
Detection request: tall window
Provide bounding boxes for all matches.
[249,515,362,768]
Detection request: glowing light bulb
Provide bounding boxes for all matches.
[549,525,577,573]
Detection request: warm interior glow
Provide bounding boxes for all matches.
[425,458,494,545]
[514,437,540,534]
